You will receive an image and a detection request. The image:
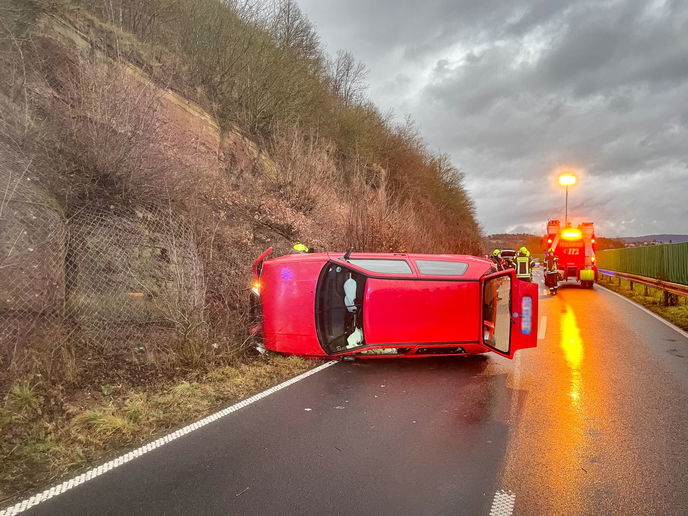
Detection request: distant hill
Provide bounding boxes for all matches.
[485,233,688,252]
[619,235,688,244]
[485,233,627,252]
[484,234,542,253]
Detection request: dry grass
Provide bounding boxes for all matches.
[598,275,688,331]
[0,354,316,504]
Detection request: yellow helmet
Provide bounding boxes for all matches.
[293,243,309,252]
[492,249,501,256]
[519,246,529,255]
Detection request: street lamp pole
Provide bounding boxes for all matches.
[558,173,577,227]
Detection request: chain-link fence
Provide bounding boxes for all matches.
[1,182,206,374]
[0,170,67,364]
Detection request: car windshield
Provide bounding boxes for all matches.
[316,263,367,354]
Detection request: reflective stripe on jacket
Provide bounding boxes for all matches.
[516,256,531,277]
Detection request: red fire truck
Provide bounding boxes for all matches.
[544,220,597,289]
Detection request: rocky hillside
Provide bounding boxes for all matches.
[0,0,485,499]
[0,0,482,391]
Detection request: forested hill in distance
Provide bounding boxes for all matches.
[485,233,628,252]
[618,235,688,244]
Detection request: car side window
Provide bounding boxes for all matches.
[348,259,412,275]
[415,260,468,276]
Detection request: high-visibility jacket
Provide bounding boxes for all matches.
[516,256,531,278]
[544,255,557,272]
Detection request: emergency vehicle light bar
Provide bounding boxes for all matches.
[561,229,582,240]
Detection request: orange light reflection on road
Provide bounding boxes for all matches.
[560,307,584,408]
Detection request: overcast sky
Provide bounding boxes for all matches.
[296,0,688,237]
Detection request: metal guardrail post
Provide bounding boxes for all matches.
[598,268,688,301]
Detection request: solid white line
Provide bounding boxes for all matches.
[489,489,516,515]
[0,360,338,516]
[537,315,548,340]
[597,284,688,340]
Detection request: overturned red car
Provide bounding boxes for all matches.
[251,249,538,359]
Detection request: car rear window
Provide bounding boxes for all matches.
[416,260,468,276]
[348,259,412,275]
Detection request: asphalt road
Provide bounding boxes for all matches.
[13,276,688,516]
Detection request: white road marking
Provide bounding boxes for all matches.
[489,489,516,515]
[537,315,548,340]
[0,360,338,516]
[597,284,688,340]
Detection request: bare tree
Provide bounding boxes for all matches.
[268,0,321,64]
[329,49,368,106]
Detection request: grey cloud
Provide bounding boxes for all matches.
[298,0,688,235]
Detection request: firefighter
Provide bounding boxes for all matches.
[544,248,558,272]
[543,248,560,293]
[515,246,533,282]
[489,249,503,270]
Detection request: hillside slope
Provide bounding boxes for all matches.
[0,0,482,500]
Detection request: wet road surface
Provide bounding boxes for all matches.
[13,278,688,515]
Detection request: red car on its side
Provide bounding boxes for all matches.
[251,249,538,359]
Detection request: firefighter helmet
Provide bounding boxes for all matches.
[292,243,310,253]
[492,249,501,257]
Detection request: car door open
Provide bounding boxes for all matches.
[480,270,538,359]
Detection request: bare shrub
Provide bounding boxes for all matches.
[48,55,162,200]
[268,127,339,215]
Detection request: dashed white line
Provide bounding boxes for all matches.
[0,360,338,516]
[537,315,548,340]
[489,489,516,515]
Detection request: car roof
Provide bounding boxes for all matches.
[266,251,494,280]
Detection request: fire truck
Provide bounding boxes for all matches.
[544,220,597,289]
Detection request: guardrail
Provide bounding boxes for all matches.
[598,268,688,304]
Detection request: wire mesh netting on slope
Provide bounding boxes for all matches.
[1,198,207,378]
